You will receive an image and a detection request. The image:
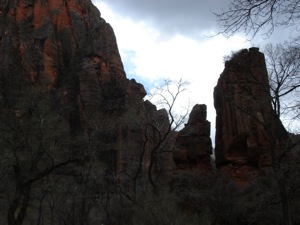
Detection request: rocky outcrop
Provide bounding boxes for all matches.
[0,0,142,112]
[214,48,289,184]
[174,104,212,170]
[0,1,157,224]
[0,0,147,145]
[13,0,125,85]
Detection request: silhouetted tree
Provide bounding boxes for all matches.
[0,85,78,225]
[145,78,190,192]
[264,43,300,127]
[215,0,300,39]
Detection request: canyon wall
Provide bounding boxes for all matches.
[1,0,295,224]
[0,1,214,224]
[0,1,164,224]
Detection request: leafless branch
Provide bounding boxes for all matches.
[214,0,300,39]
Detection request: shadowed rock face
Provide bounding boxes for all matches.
[1,0,146,112]
[0,0,149,133]
[213,48,288,184]
[0,1,156,224]
[174,104,212,171]
[0,0,151,176]
[0,1,214,182]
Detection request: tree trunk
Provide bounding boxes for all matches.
[7,185,31,225]
[279,179,292,225]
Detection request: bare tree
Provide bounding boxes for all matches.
[264,43,300,126]
[148,78,191,130]
[146,78,190,192]
[214,0,300,39]
[127,78,190,193]
[0,86,80,225]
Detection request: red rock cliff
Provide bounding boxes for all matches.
[1,0,125,85]
[214,48,289,184]
[0,1,153,224]
[1,0,148,134]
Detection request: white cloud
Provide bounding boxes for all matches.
[94,1,252,145]
[95,0,227,37]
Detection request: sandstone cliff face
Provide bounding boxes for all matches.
[174,104,212,171]
[1,0,125,84]
[0,1,159,224]
[214,48,288,183]
[1,0,145,113]
[0,0,148,152]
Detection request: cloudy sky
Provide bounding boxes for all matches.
[93,0,287,144]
